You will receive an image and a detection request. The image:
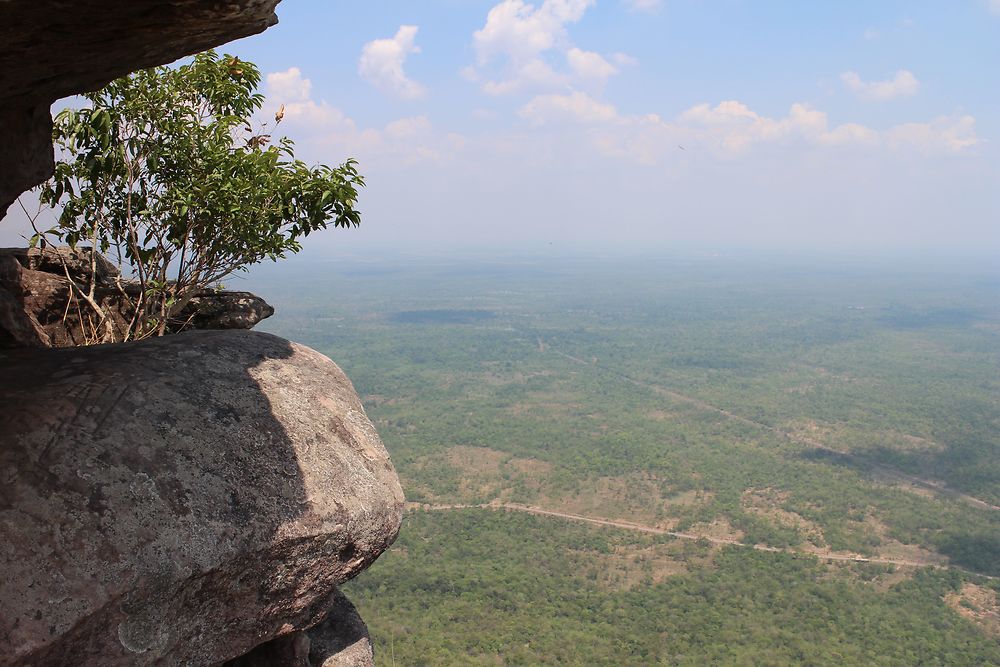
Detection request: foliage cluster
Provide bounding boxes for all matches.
[33,50,362,341]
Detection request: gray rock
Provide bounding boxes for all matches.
[0,247,275,348]
[308,591,376,667]
[182,291,276,331]
[223,589,374,667]
[225,631,312,667]
[0,253,50,347]
[0,330,404,665]
[12,246,120,284]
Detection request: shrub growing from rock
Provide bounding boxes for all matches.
[33,50,363,342]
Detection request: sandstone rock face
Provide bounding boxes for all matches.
[0,331,404,665]
[0,247,275,348]
[0,0,282,213]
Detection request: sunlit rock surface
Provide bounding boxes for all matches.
[0,330,404,665]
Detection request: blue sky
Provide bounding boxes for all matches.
[5,1,999,257]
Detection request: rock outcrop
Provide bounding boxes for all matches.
[225,589,375,667]
[0,247,275,348]
[0,0,283,214]
[0,330,405,665]
[1,5,401,665]
[306,592,377,667]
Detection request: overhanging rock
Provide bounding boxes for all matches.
[0,0,283,213]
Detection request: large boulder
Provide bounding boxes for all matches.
[0,0,283,213]
[0,330,404,665]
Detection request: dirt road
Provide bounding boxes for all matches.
[409,501,996,579]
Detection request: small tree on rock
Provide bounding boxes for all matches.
[34,50,363,341]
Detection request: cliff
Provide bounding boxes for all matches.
[0,2,405,664]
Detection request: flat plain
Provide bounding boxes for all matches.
[248,252,1000,665]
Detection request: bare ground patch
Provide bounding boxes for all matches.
[413,445,554,504]
[741,488,827,548]
[877,480,940,500]
[867,567,916,592]
[784,419,944,455]
[447,446,524,502]
[537,476,710,529]
[508,456,553,475]
[821,560,916,591]
[645,408,682,422]
[448,445,507,475]
[422,447,709,526]
[687,517,745,544]
[945,583,1000,638]
[865,515,949,567]
[576,543,689,591]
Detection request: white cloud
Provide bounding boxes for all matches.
[990,0,1000,15]
[818,122,879,147]
[266,67,312,103]
[470,0,614,95]
[516,93,974,163]
[611,52,639,67]
[384,116,432,140]
[474,0,594,64]
[264,68,461,167]
[566,48,618,81]
[840,69,920,101]
[676,101,859,153]
[482,59,566,95]
[519,91,619,125]
[679,100,760,125]
[266,68,356,130]
[623,0,662,12]
[886,115,978,153]
[359,25,426,100]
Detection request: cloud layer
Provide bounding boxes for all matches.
[518,92,976,162]
[841,70,920,101]
[466,0,630,95]
[359,25,426,100]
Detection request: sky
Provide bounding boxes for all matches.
[3,0,999,258]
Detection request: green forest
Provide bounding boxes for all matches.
[248,252,1000,665]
